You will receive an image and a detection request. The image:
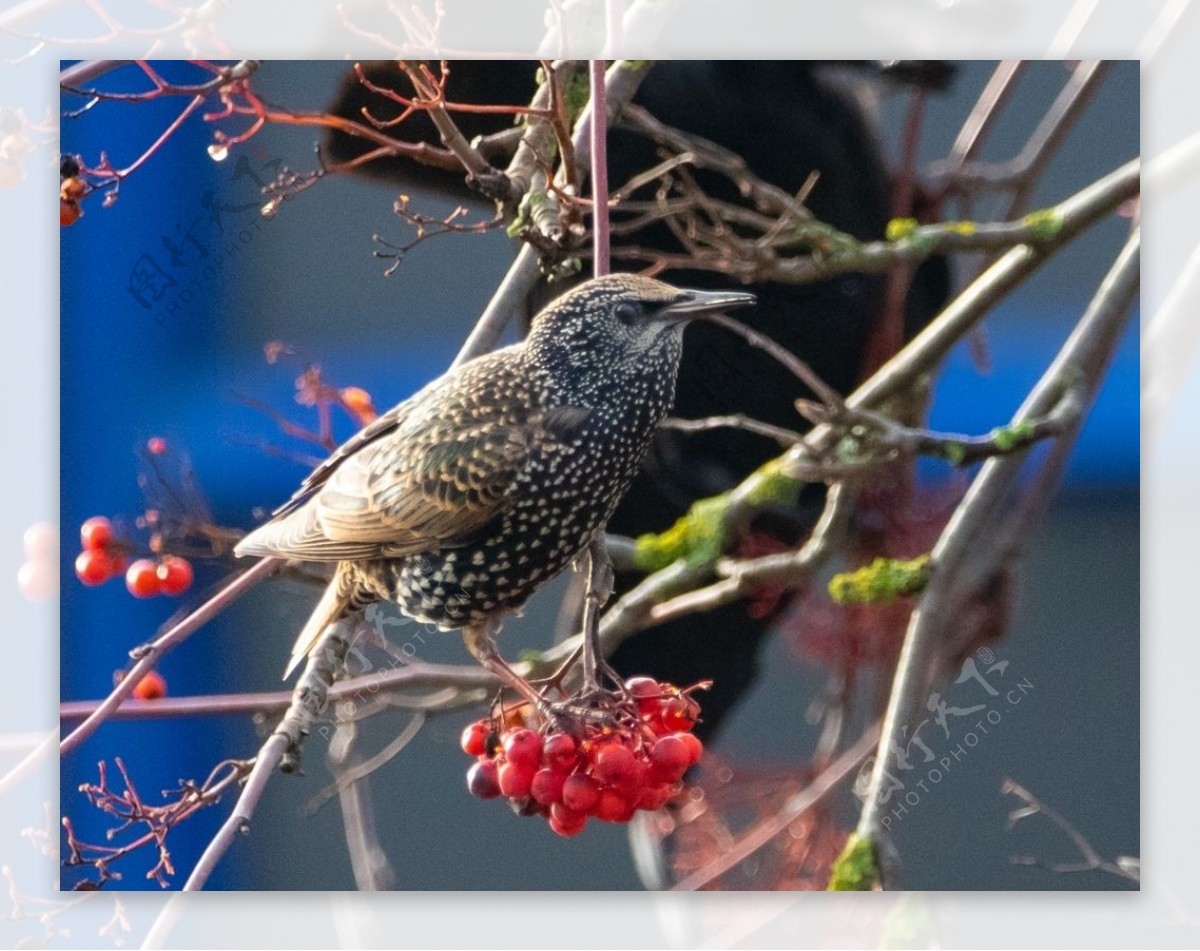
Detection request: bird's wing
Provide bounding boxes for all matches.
[268,394,419,521]
[235,351,591,563]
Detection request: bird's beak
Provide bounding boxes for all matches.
[656,288,758,323]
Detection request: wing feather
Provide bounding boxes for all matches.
[234,348,592,564]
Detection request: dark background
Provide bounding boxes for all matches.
[60,60,1138,890]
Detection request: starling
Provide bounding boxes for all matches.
[324,61,953,739]
[234,274,755,693]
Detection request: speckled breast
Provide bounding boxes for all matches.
[389,420,653,629]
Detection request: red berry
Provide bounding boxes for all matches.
[677,731,704,766]
[549,803,587,837]
[131,670,167,700]
[146,437,167,455]
[502,728,543,769]
[625,676,662,714]
[156,556,194,596]
[340,386,377,424]
[649,735,691,784]
[637,782,673,812]
[660,696,699,732]
[542,733,577,772]
[498,761,535,799]
[561,773,601,814]
[60,198,81,227]
[80,516,114,551]
[595,788,635,823]
[615,756,651,799]
[592,744,637,788]
[530,768,566,806]
[461,720,490,757]
[125,559,161,598]
[467,760,501,799]
[75,549,114,586]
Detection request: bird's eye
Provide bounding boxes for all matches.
[614,301,642,325]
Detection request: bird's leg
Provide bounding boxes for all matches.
[462,618,545,709]
[580,534,618,694]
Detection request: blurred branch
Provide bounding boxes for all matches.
[931,60,1109,208]
[1003,778,1139,884]
[672,721,881,891]
[853,229,1140,868]
[325,709,415,890]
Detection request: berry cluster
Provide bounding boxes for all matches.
[462,677,705,837]
[73,515,194,598]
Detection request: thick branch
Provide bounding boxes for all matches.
[854,229,1140,859]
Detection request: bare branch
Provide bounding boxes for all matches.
[854,229,1140,856]
[1003,779,1139,883]
[394,61,513,199]
[451,60,653,367]
[59,558,281,757]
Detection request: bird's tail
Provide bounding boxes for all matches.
[284,567,350,679]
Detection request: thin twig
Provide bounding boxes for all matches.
[59,557,281,757]
[704,311,844,410]
[794,397,1081,468]
[1003,778,1139,883]
[395,61,512,198]
[659,414,802,447]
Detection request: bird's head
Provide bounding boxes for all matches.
[524,274,756,390]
